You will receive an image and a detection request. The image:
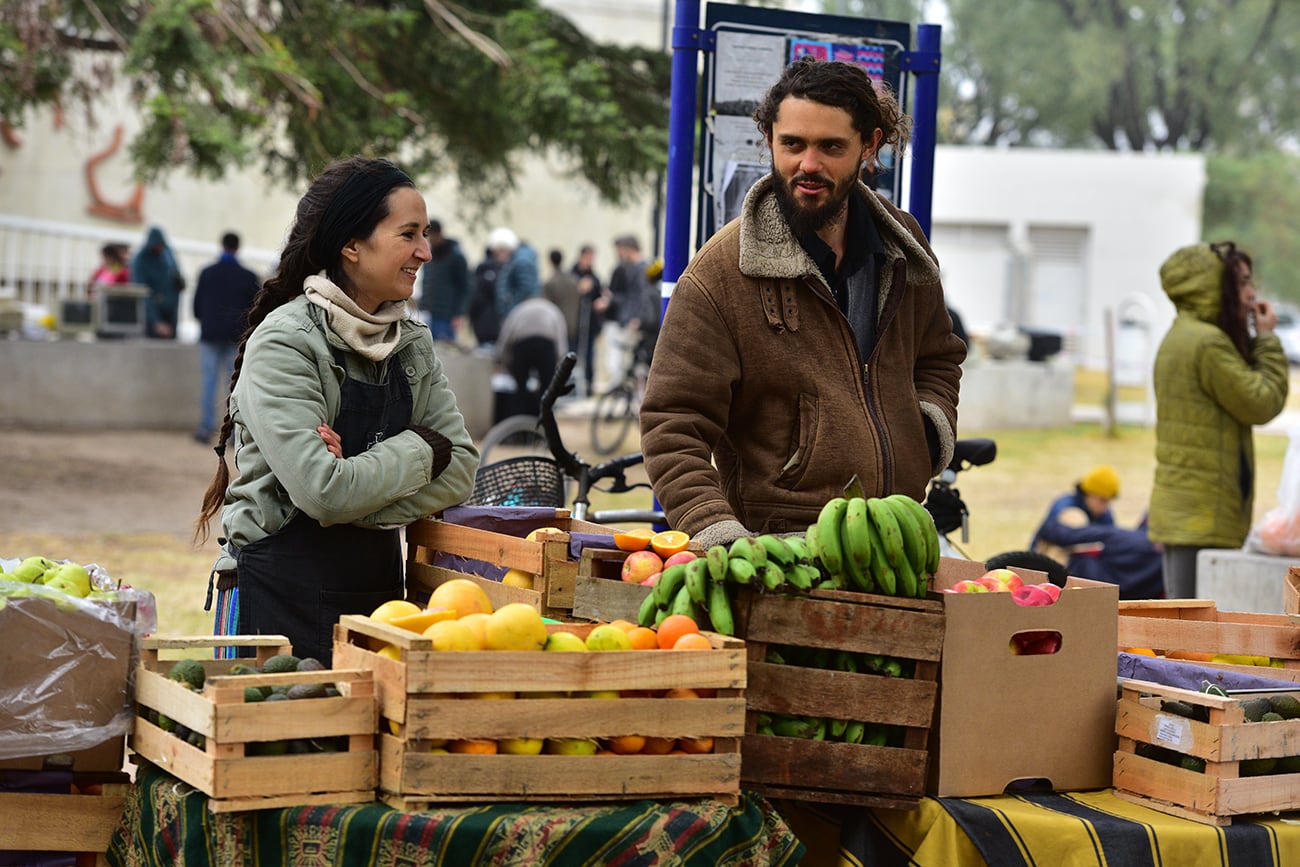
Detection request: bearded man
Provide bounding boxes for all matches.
[640,57,965,548]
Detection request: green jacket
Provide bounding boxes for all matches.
[640,177,964,536]
[1149,245,1288,549]
[215,296,478,568]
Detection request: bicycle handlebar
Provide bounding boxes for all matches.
[539,352,584,479]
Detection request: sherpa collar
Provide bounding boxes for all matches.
[736,175,940,286]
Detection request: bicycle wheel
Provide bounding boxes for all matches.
[478,414,549,466]
[983,550,1070,588]
[590,384,636,457]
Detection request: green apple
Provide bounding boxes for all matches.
[498,736,545,755]
[543,737,599,756]
[44,563,92,598]
[8,556,55,584]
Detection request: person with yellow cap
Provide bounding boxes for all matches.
[1031,465,1165,599]
[1150,241,1288,597]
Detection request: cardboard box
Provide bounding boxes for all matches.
[1114,679,1300,825]
[405,511,616,618]
[1119,598,1300,682]
[0,594,137,771]
[334,615,746,807]
[0,772,130,854]
[927,558,1120,797]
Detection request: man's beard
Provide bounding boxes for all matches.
[772,169,857,236]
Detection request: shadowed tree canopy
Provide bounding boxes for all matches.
[0,0,671,210]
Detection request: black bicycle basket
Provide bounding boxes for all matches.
[467,457,567,508]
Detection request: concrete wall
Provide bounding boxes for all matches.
[0,338,495,438]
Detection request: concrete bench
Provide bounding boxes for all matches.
[1196,548,1299,615]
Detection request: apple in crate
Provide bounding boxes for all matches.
[621,550,664,584]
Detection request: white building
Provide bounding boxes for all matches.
[930,146,1204,374]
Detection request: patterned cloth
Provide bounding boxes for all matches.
[845,789,1300,866]
[108,762,804,866]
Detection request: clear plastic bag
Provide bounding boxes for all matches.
[1245,427,1300,557]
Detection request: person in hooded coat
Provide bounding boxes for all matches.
[1149,241,1289,598]
[131,225,185,339]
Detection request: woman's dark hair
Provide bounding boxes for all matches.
[1212,240,1254,362]
[753,55,911,172]
[194,156,415,543]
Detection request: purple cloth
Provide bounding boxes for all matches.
[1117,652,1300,692]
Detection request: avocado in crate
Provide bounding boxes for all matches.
[130,635,377,812]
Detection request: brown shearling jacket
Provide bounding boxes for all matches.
[640,176,964,536]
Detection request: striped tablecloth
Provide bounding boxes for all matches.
[108,762,803,867]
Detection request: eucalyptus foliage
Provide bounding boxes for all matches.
[0,0,671,208]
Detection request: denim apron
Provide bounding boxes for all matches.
[225,346,413,664]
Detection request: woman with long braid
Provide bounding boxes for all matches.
[196,156,479,664]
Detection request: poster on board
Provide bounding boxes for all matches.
[698,4,911,244]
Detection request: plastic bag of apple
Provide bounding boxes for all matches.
[0,554,158,761]
[942,568,1064,655]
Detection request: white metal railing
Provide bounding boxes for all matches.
[0,214,280,340]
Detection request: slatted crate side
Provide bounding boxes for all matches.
[335,616,745,701]
[736,588,947,663]
[1118,601,1300,668]
[570,547,652,624]
[1113,679,1300,824]
[733,588,944,808]
[0,782,130,852]
[379,745,742,807]
[405,520,579,614]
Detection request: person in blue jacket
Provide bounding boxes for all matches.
[1031,465,1164,599]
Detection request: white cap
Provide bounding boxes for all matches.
[487,227,518,251]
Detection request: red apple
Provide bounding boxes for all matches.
[976,575,1010,593]
[662,551,698,569]
[1010,630,1062,655]
[639,572,660,587]
[949,579,990,593]
[621,550,664,583]
[1011,584,1055,607]
[1038,582,1062,602]
[979,568,1023,592]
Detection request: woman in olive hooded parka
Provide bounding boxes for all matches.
[1150,242,1289,598]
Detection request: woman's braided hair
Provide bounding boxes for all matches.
[193,156,415,544]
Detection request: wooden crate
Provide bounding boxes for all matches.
[129,635,377,813]
[733,586,945,809]
[333,615,746,806]
[405,512,616,618]
[1114,678,1300,824]
[570,546,650,623]
[1118,599,1300,683]
[0,779,129,863]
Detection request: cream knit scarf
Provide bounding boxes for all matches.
[303,274,407,362]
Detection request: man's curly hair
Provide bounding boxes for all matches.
[753,56,911,171]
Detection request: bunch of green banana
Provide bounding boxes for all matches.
[805,494,939,598]
[756,711,901,747]
[635,533,832,635]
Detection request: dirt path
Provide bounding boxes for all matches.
[1,429,217,536]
